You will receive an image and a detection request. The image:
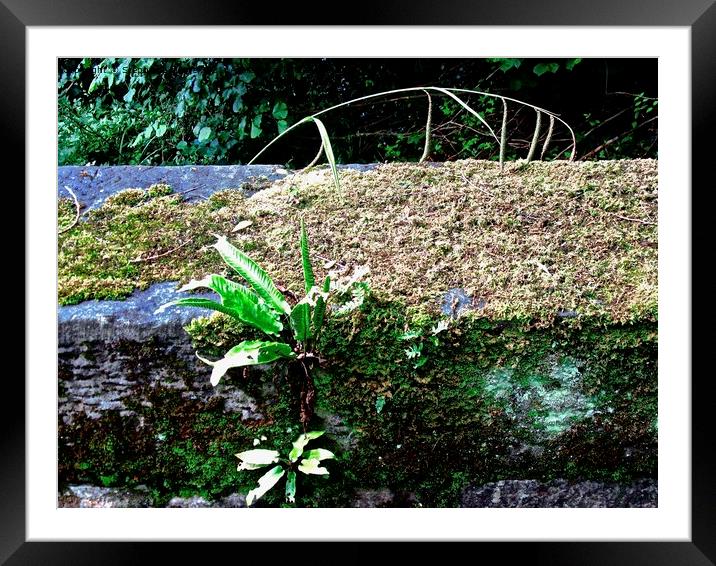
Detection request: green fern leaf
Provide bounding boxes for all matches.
[213,235,291,315]
[300,218,315,294]
[290,301,311,343]
[197,339,295,386]
[312,275,330,335]
[174,274,283,336]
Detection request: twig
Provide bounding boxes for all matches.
[608,212,657,226]
[58,185,81,234]
[459,170,491,194]
[580,116,658,160]
[130,239,192,263]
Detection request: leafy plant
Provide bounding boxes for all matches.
[235,430,334,506]
[399,318,450,369]
[156,219,333,425]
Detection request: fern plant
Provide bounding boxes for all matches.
[156,219,331,425]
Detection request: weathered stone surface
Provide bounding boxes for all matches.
[59,486,247,508]
[58,281,214,346]
[58,281,262,424]
[58,165,290,211]
[58,164,380,211]
[58,485,153,508]
[460,478,658,508]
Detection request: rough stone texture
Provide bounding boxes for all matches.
[58,281,214,346]
[58,485,153,508]
[58,165,290,211]
[58,164,380,211]
[59,486,246,508]
[58,281,262,424]
[460,479,658,508]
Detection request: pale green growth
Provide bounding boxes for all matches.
[237,431,333,507]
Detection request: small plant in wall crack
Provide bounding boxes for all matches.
[235,430,334,506]
[157,218,338,426]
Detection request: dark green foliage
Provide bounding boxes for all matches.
[58,58,657,166]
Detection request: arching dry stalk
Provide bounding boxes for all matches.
[300,143,324,172]
[541,114,555,160]
[248,86,577,186]
[500,99,508,171]
[526,110,542,163]
[419,90,433,163]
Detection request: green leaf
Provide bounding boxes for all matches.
[177,274,283,336]
[297,458,329,476]
[235,448,280,469]
[197,340,294,386]
[177,141,188,151]
[232,97,243,113]
[250,115,262,139]
[272,101,289,120]
[289,431,325,462]
[239,71,255,83]
[290,301,311,343]
[277,120,288,134]
[155,124,167,137]
[246,465,285,507]
[300,218,315,294]
[312,275,330,335]
[533,62,560,76]
[123,87,135,103]
[285,471,296,504]
[375,396,386,413]
[213,235,291,315]
[155,297,247,321]
[198,126,212,142]
[302,448,334,462]
[565,58,582,71]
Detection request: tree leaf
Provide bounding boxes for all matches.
[176,274,283,336]
[290,301,311,343]
[198,126,212,142]
[197,339,295,386]
[272,101,289,120]
[213,235,291,315]
[288,431,325,462]
[232,97,243,113]
[297,458,329,476]
[155,124,167,137]
[300,218,315,294]
[565,58,582,71]
[285,470,296,504]
[232,220,253,232]
[533,63,560,76]
[246,465,285,507]
[250,115,262,139]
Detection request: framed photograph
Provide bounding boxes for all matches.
[10,0,713,562]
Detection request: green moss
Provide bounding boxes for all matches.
[58,159,657,324]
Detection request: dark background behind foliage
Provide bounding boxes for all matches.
[57,58,657,166]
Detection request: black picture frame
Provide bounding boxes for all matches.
[7,1,713,563]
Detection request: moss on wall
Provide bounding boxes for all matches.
[59,296,656,507]
[59,159,657,324]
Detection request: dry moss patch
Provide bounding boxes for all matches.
[58,159,657,323]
